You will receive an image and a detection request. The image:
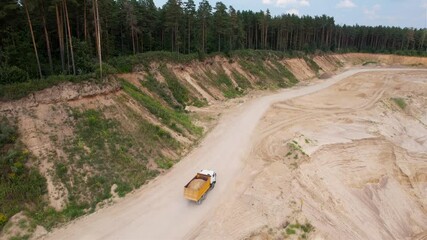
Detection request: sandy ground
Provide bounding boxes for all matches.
[42,68,427,240]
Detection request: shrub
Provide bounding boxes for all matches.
[74,38,95,74]
[0,66,28,84]
[116,182,132,197]
[392,97,407,109]
[301,223,313,233]
[286,228,296,235]
[108,56,133,73]
[0,119,17,146]
[0,120,47,226]
[155,158,174,169]
[95,63,117,79]
[0,213,7,226]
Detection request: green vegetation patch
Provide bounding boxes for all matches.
[239,58,298,88]
[217,73,242,99]
[283,221,314,239]
[31,108,182,229]
[109,51,198,73]
[159,66,191,107]
[0,119,47,229]
[0,74,95,101]
[140,74,179,109]
[121,79,202,136]
[239,59,269,83]
[155,158,174,170]
[271,61,299,86]
[231,70,251,90]
[303,56,321,73]
[66,108,161,196]
[204,70,243,99]
[391,97,407,110]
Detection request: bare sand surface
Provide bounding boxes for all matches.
[43,68,427,240]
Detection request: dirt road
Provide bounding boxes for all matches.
[43,68,426,240]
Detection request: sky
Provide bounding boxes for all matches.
[153,0,427,28]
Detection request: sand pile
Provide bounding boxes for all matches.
[188,179,206,190]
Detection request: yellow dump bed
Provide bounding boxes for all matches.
[184,173,211,202]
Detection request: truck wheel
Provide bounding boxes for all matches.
[211,182,216,189]
[196,199,202,205]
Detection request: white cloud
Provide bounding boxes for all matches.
[300,0,309,6]
[286,8,300,15]
[337,0,356,9]
[264,0,310,7]
[364,4,380,19]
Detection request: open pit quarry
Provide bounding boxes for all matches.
[0,54,426,240]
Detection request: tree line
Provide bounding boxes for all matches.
[0,0,426,81]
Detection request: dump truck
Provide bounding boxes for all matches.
[184,170,216,204]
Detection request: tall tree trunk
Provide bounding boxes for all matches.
[202,20,205,52]
[264,24,268,49]
[136,30,139,53]
[40,0,53,73]
[255,23,258,49]
[24,0,43,78]
[131,26,135,54]
[56,4,65,72]
[93,0,102,78]
[63,0,76,75]
[120,24,124,52]
[187,19,191,53]
[218,34,220,52]
[84,0,87,41]
[62,2,70,72]
[141,31,144,52]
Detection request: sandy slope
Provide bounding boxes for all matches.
[43,68,426,240]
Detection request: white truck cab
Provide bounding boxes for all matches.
[199,169,216,186]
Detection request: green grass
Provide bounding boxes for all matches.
[159,66,191,106]
[217,73,242,98]
[286,228,296,235]
[155,158,174,169]
[231,49,292,60]
[231,70,252,90]
[29,203,89,231]
[140,74,179,109]
[0,73,96,101]
[239,59,269,82]
[303,56,321,73]
[287,141,307,157]
[0,119,47,229]
[271,60,299,86]
[32,107,172,229]
[121,79,202,136]
[109,51,199,73]
[238,59,298,88]
[204,70,243,99]
[284,221,313,238]
[115,182,132,197]
[10,235,30,240]
[391,97,407,109]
